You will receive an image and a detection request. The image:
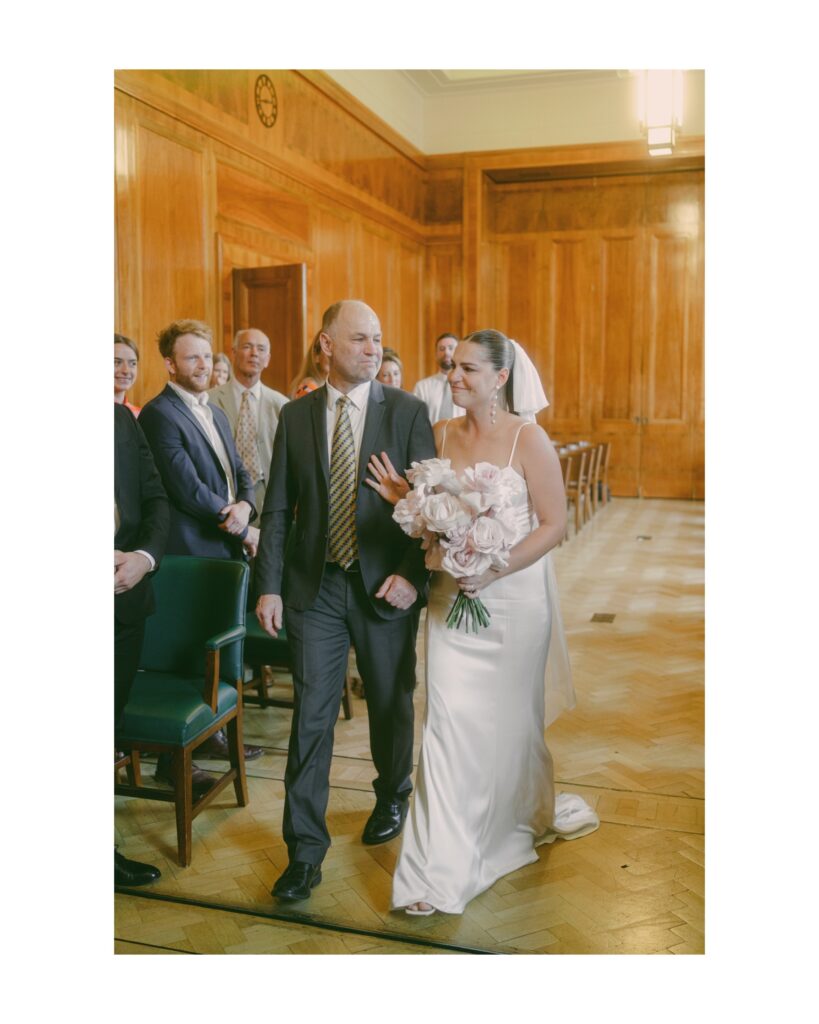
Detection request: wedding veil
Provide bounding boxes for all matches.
[506,338,576,727]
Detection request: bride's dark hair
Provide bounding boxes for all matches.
[463,329,517,413]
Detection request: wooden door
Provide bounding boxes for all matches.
[232,264,307,396]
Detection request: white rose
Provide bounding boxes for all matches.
[406,458,460,493]
[393,488,427,537]
[440,542,493,579]
[468,516,508,555]
[421,492,472,534]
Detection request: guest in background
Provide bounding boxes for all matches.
[377,347,404,389]
[413,332,464,424]
[139,318,264,781]
[114,334,142,416]
[209,328,288,523]
[211,352,232,388]
[114,402,169,886]
[289,331,330,398]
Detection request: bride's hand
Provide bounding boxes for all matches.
[365,451,410,506]
[457,568,499,598]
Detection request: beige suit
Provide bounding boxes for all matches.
[208,380,288,521]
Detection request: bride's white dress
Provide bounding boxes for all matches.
[391,424,599,915]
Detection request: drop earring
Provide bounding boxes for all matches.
[490,387,498,425]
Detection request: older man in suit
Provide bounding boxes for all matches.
[114,401,169,886]
[255,299,436,902]
[208,328,288,522]
[139,318,263,779]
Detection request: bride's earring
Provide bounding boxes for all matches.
[490,387,499,425]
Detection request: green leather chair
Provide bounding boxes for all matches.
[115,556,250,867]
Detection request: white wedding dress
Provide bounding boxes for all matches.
[391,423,599,915]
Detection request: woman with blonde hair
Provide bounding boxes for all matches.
[289,331,329,399]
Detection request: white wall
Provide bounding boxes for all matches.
[324,70,705,155]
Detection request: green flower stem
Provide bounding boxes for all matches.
[446,592,491,634]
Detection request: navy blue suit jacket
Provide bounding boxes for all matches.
[139,384,256,559]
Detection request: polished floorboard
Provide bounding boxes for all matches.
[115,497,704,955]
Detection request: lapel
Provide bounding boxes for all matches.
[221,384,240,430]
[211,407,237,487]
[310,385,330,488]
[164,385,230,486]
[358,380,386,484]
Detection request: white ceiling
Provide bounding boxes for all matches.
[324,69,704,156]
[402,69,626,94]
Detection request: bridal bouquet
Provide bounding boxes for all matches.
[392,458,522,633]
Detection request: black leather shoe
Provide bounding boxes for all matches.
[115,849,161,887]
[154,753,216,799]
[362,798,409,845]
[196,728,264,762]
[271,861,322,901]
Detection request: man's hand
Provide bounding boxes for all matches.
[256,594,284,637]
[114,550,152,595]
[242,525,260,559]
[219,500,252,535]
[375,574,417,610]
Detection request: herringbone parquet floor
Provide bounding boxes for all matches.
[115,497,704,955]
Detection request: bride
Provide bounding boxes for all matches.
[366,329,598,916]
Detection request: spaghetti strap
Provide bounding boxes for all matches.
[440,419,450,458]
[507,422,531,467]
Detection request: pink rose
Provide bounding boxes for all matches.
[393,488,428,537]
[406,458,460,493]
[440,542,493,579]
[421,492,472,534]
[468,516,509,555]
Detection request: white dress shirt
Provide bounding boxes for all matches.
[325,379,371,471]
[413,371,464,425]
[168,381,236,503]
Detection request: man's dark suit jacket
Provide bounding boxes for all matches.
[114,403,169,624]
[139,384,256,559]
[255,380,436,620]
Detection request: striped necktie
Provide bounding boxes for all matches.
[328,396,358,568]
[236,389,262,483]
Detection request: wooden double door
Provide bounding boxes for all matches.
[486,170,704,499]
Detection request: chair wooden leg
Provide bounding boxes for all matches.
[173,748,193,868]
[228,701,248,807]
[129,751,142,787]
[575,495,582,534]
[341,675,353,720]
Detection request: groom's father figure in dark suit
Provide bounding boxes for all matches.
[256,300,435,902]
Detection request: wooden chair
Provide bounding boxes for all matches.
[588,443,604,515]
[597,442,612,506]
[242,616,353,720]
[564,447,590,536]
[115,556,250,867]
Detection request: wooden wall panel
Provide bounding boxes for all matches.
[133,123,213,406]
[547,236,591,429]
[395,244,423,388]
[216,162,310,246]
[424,244,462,350]
[311,206,355,332]
[483,171,703,497]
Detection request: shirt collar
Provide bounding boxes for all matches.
[325,379,371,413]
[169,380,208,408]
[231,377,262,402]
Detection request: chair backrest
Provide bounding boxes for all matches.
[559,452,573,489]
[566,449,588,488]
[140,556,249,680]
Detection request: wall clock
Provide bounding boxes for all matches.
[254,74,278,128]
